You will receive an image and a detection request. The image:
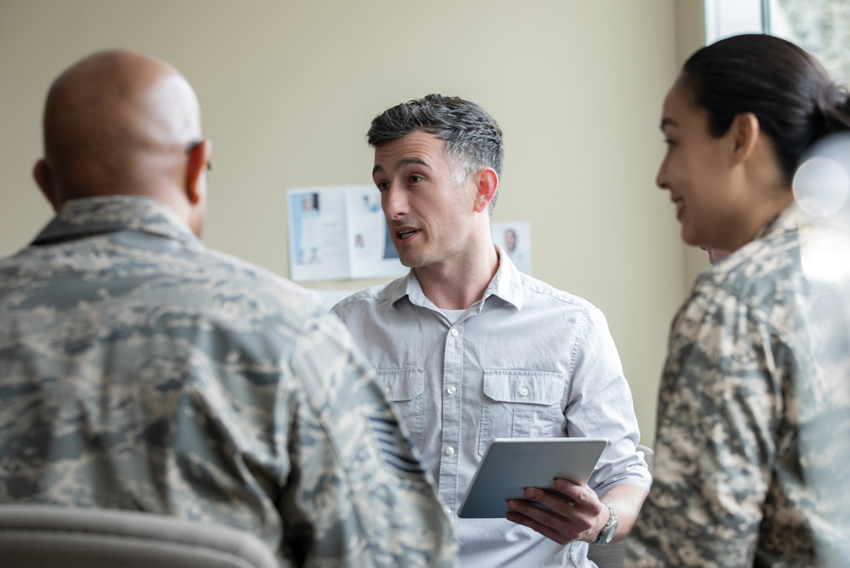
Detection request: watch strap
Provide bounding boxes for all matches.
[594,501,617,546]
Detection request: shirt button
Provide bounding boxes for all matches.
[446,386,457,395]
[383,385,391,395]
[443,506,452,516]
[450,328,459,337]
[519,387,529,397]
[445,446,455,456]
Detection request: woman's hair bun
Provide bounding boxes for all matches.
[817,81,850,136]
[684,35,850,182]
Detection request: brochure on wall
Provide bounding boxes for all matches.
[287,184,408,282]
[491,221,532,276]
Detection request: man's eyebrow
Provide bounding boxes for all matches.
[660,117,678,130]
[372,157,431,177]
[396,157,430,169]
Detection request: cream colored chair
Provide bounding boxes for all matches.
[0,505,280,568]
[586,444,654,568]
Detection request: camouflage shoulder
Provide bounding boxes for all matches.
[201,247,329,326]
[693,229,799,306]
[286,310,457,567]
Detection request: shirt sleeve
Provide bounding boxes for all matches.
[567,304,652,495]
[276,310,457,568]
[625,286,782,568]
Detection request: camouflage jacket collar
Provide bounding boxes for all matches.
[32,196,203,248]
[753,203,801,242]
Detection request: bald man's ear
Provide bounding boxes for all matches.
[33,159,61,212]
[185,139,211,205]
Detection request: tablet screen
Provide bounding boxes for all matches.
[457,437,607,519]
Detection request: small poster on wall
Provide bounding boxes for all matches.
[491,221,532,276]
[287,185,408,282]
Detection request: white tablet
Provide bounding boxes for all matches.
[456,437,608,519]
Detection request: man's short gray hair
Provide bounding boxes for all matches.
[367,94,503,215]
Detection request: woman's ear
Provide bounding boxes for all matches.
[730,112,760,165]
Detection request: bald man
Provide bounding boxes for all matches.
[0,50,456,568]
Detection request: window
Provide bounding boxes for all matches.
[769,0,850,84]
[704,0,765,43]
[705,0,850,83]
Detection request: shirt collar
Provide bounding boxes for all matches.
[386,245,525,312]
[486,245,525,310]
[31,195,203,248]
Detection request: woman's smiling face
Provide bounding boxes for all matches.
[656,77,748,250]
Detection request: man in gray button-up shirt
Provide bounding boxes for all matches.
[332,94,651,567]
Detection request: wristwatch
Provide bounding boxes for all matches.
[595,502,617,546]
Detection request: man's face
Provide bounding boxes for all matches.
[504,230,517,253]
[372,130,476,269]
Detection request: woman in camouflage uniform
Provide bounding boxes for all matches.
[626,34,850,567]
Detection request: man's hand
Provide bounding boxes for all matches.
[506,479,609,545]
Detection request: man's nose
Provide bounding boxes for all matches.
[383,185,409,220]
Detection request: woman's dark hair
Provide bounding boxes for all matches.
[683,34,850,183]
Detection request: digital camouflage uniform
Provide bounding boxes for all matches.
[626,205,850,568]
[0,196,457,568]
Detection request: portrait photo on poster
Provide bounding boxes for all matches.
[491,221,532,276]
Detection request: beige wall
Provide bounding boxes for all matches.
[0,0,692,445]
[675,0,713,289]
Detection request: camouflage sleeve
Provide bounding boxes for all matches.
[276,310,456,568]
[625,287,782,567]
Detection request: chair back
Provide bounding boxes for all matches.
[0,505,281,568]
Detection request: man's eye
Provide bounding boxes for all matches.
[376,182,390,191]
[409,175,423,183]
[664,138,676,147]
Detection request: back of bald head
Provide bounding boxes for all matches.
[42,49,202,200]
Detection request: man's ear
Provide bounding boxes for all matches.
[185,139,211,205]
[729,112,760,166]
[472,167,499,214]
[33,159,61,212]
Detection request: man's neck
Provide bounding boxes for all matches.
[413,242,500,310]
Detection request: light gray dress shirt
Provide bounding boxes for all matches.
[333,249,651,568]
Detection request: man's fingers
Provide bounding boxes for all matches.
[552,479,593,506]
[505,481,607,546]
[551,480,603,516]
[506,511,573,545]
[523,488,576,517]
[507,498,593,538]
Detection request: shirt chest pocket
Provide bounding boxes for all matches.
[478,370,565,456]
[376,368,425,453]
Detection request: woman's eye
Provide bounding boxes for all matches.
[409,175,423,183]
